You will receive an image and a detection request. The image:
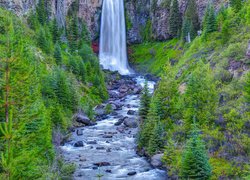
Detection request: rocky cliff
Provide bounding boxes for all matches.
[0,0,226,42]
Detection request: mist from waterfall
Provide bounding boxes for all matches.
[99,0,132,75]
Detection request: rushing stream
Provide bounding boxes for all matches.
[61,76,167,180]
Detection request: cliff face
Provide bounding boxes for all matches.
[0,0,226,43]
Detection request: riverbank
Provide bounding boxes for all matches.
[60,72,167,179]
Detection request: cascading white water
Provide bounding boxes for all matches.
[99,0,132,75]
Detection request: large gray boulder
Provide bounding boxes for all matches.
[74,112,94,126]
[123,117,138,128]
[150,154,164,168]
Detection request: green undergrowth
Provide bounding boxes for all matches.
[130,39,181,75]
[135,2,250,179]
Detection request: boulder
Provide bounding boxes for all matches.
[93,162,110,166]
[127,110,136,115]
[114,118,124,126]
[86,140,97,144]
[74,113,93,126]
[74,141,84,147]
[150,154,164,168]
[76,129,83,136]
[94,105,106,116]
[102,135,113,138]
[127,171,137,176]
[123,118,138,128]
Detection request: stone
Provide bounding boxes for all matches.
[123,118,138,128]
[150,154,164,168]
[79,157,87,162]
[86,140,97,144]
[76,129,83,136]
[74,112,94,126]
[106,169,112,173]
[127,171,137,176]
[93,162,111,166]
[96,147,105,150]
[74,141,84,147]
[102,135,113,138]
[127,110,136,115]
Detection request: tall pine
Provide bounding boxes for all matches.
[230,0,242,12]
[139,81,151,120]
[169,0,182,38]
[181,123,212,179]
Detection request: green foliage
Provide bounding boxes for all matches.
[147,121,165,155]
[36,0,47,25]
[139,81,151,120]
[52,19,60,43]
[230,0,242,12]
[183,63,217,129]
[202,3,217,40]
[54,43,62,65]
[0,6,107,179]
[182,0,200,41]
[169,0,182,38]
[181,124,212,179]
[140,20,153,42]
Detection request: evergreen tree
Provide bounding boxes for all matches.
[204,4,217,33]
[182,0,200,41]
[183,63,217,129]
[181,124,212,179]
[147,121,165,155]
[37,28,47,53]
[139,81,151,120]
[230,0,242,12]
[221,20,230,44]
[52,19,60,44]
[68,16,79,52]
[37,0,47,25]
[54,43,62,65]
[169,0,182,38]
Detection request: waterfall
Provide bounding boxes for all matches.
[99,0,132,75]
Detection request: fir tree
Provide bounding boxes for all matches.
[203,4,217,34]
[68,16,79,52]
[139,81,151,120]
[181,123,212,179]
[182,0,200,41]
[244,72,250,106]
[52,19,60,44]
[147,121,165,155]
[221,20,230,44]
[230,0,242,12]
[37,28,47,52]
[169,0,182,38]
[54,43,62,65]
[37,0,47,25]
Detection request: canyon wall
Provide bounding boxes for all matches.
[0,0,227,42]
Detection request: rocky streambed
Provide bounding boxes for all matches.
[61,74,167,180]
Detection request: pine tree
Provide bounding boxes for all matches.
[68,16,79,52]
[37,28,48,53]
[221,20,230,44]
[230,0,242,12]
[169,0,182,38]
[181,124,212,179]
[182,0,200,41]
[147,121,165,155]
[52,19,60,44]
[139,81,151,120]
[37,0,47,25]
[203,4,217,34]
[54,43,62,65]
